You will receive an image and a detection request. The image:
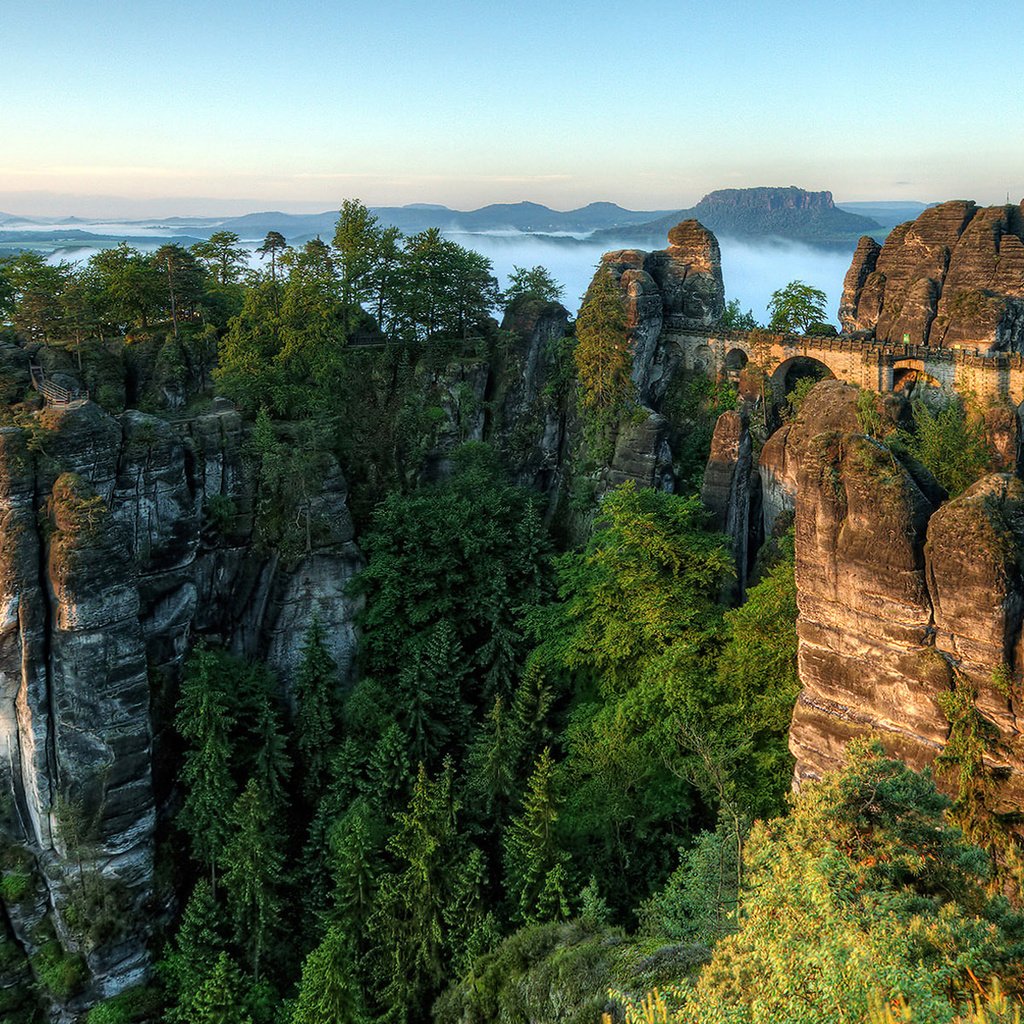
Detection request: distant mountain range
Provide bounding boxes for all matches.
[0,190,941,259]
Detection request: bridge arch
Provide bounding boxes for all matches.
[724,347,749,372]
[771,354,835,397]
[892,358,943,392]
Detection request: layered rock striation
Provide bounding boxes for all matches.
[840,200,1024,351]
[0,397,361,1014]
[781,383,1024,814]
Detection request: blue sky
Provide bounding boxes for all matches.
[2,0,1021,215]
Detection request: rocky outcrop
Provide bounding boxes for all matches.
[493,298,572,498]
[0,398,362,1015]
[598,221,725,405]
[790,433,946,783]
[597,187,880,248]
[600,412,674,493]
[702,409,754,593]
[784,388,1024,814]
[839,200,1024,351]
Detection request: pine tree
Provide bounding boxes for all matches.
[465,696,518,825]
[177,646,237,885]
[574,267,632,421]
[188,952,254,1024]
[328,798,380,940]
[290,926,367,1024]
[367,763,467,1023]
[161,879,226,1024]
[222,778,285,980]
[395,620,468,768]
[294,616,338,802]
[503,748,572,924]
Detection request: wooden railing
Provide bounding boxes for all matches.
[29,364,87,407]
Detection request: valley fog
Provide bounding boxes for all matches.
[455,231,852,323]
[41,228,854,326]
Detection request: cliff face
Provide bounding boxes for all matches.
[839,200,1024,351]
[783,385,1024,815]
[0,398,361,1015]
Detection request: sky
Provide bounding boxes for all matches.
[2,0,1022,217]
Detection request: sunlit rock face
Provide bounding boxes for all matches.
[0,398,362,1014]
[839,200,1024,351]
[596,220,725,406]
[782,386,1024,816]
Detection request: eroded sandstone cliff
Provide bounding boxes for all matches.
[839,200,1024,351]
[775,383,1024,819]
[0,397,361,1017]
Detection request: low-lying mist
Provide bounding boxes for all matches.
[455,231,854,324]
[37,225,856,328]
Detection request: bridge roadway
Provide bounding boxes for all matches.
[668,328,1024,406]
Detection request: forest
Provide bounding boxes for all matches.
[0,201,1022,1024]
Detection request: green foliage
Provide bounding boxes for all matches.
[366,763,486,1023]
[574,267,633,452]
[223,778,286,979]
[176,646,237,876]
[85,986,162,1024]
[31,941,87,1000]
[681,742,1024,1023]
[290,926,366,1024]
[937,672,1024,902]
[718,299,759,331]
[354,443,551,748]
[526,484,734,914]
[661,373,738,492]
[161,879,225,1023]
[503,265,565,307]
[504,748,573,924]
[783,374,818,419]
[766,280,829,334]
[639,816,742,947]
[187,952,255,1024]
[893,395,994,496]
[0,869,31,902]
[710,537,798,817]
[294,617,339,801]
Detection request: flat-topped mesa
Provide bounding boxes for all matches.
[839,199,1024,351]
[595,220,725,405]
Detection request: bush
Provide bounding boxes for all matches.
[32,941,87,1000]
[86,986,163,1024]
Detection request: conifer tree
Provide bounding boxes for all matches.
[177,646,237,886]
[187,952,254,1024]
[161,879,226,1024]
[503,748,572,924]
[574,267,632,422]
[222,778,285,980]
[294,616,338,802]
[368,762,468,1023]
[290,926,367,1024]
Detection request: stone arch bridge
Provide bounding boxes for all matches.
[667,329,1024,405]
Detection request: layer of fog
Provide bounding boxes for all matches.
[457,232,852,324]
[37,228,854,328]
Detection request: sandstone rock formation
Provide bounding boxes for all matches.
[0,397,361,1013]
[597,220,725,405]
[701,408,754,594]
[783,383,1024,817]
[839,200,1024,351]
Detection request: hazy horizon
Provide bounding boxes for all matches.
[5,1,1023,217]
[0,188,1014,222]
